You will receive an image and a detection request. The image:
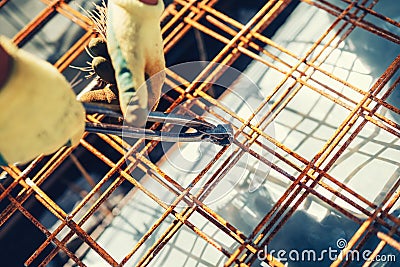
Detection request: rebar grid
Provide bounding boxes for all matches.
[0,0,399,267]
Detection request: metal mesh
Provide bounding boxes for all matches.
[0,0,399,266]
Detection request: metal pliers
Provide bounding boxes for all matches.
[83,103,233,146]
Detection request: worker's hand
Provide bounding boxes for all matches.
[0,36,85,166]
[79,0,166,127]
[78,37,119,105]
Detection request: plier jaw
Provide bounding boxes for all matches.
[198,124,233,146]
[83,103,233,146]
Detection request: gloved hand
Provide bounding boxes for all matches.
[0,36,85,166]
[78,37,119,106]
[79,0,166,127]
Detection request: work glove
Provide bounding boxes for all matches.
[79,0,166,127]
[0,36,85,166]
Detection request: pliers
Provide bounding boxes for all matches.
[84,103,233,146]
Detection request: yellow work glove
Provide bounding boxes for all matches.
[79,0,166,127]
[0,36,85,166]
[107,0,165,126]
